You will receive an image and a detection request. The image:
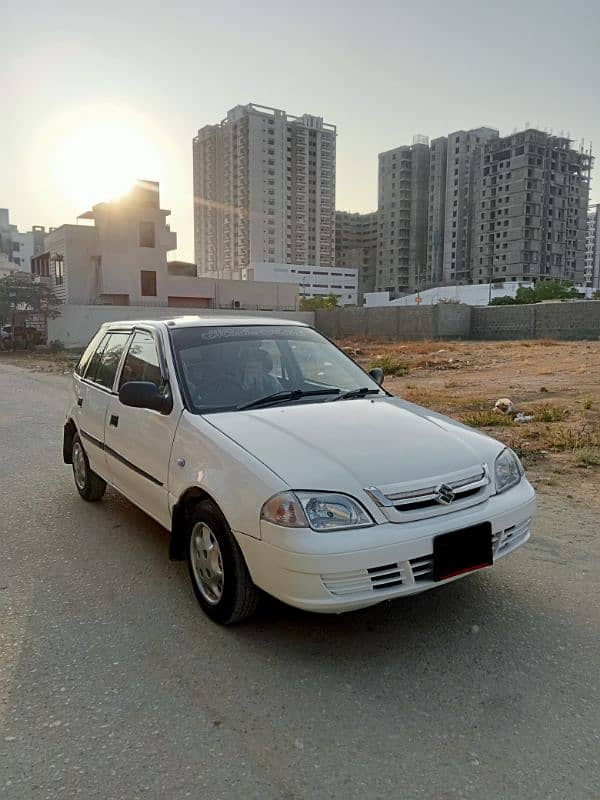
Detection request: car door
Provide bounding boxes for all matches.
[103,329,180,529]
[76,330,131,476]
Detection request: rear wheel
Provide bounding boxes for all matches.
[186,499,259,624]
[72,434,106,501]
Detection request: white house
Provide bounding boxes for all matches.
[31,181,298,312]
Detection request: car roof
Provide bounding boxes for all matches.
[101,315,309,331]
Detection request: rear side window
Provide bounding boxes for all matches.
[75,330,105,377]
[119,331,162,389]
[86,332,131,390]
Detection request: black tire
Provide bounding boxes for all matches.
[71,433,106,501]
[186,499,259,624]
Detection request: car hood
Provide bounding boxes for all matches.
[205,396,503,491]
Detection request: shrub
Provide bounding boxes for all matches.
[532,404,569,422]
[460,410,514,428]
[582,396,593,410]
[573,447,600,467]
[368,355,409,377]
[48,339,65,352]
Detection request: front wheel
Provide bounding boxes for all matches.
[72,433,106,501]
[186,500,259,624]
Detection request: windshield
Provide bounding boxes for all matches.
[170,324,382,413]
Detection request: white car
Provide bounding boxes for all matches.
[64,317,535,624]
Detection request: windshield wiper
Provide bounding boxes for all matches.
[237,388,341,411]
[333,387,381,401]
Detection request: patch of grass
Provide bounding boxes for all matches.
[532,404,569,422]
[548,425,600,451]
[368,355,409,377]
[573,447,600,467]
[460,409,514,428]
[582,396,593,410]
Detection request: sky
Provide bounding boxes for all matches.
[3,0,600,262]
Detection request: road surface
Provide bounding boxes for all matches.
[1,364,599,799]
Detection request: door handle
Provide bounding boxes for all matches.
[109,414,119,427]
[77,397,83,407]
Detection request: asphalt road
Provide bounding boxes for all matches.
[1,364,599,800]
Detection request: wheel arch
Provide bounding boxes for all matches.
[63,418,78,464]
[170,486,225,561]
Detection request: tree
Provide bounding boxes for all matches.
[489,280,581,306]
[299,293,339,311]
[0,273,61,331]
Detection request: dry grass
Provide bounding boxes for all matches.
[573,447,600,467]
[530,404,570,423]
[582,396,593,410]
[460,409,514,428]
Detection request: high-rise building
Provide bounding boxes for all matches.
[335,210,378,302]
[377,137,430,297]
[441,128,499,284]
[471,130,592,285]
[584,204,600,292]
[193,103,336,279]
[426,137,448,286]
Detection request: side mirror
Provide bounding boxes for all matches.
[119,381,172,414]
[369,367,384,387]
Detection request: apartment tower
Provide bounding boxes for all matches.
[335,210,378,302]
[377,137,430,297]
[585,203,600,291]
[471,130,592,285]
[193,103,336,279]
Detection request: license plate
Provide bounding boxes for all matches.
[433,522,493,582]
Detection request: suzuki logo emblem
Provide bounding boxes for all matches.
[434,483,455,505]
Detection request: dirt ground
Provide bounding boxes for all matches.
[339,338,600,511]
[3,339,600,509]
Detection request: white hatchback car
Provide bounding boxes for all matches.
[64,317,535,624]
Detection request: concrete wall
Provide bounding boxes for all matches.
[315,301,600,341]
[315,306,437,340]
[48,304,314,348]
[472,302,600,340]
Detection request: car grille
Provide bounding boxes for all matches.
[321,519,531,597]
[365,465,492,523]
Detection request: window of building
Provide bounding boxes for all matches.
[139,222,155,248]
[141,270,157,297]
[54,254,64,286]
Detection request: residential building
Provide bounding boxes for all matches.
[335,210,378,302]
[471,130,592,285]
[440,127,499,284]
[193,103,336,279]
[584,204,600,292]
[242,262,358,305]
[33,180,177,305]
[425,137,448,286]
[377,137,430,297]
[31,181,298,311]
[0,209,48,271]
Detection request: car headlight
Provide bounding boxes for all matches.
[261,491,374,531]
[494,448,524,494]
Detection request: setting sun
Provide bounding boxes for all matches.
[47,107,163,211]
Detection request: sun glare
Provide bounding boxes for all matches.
[48,108,163,211]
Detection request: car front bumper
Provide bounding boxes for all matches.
[236,478,536,613]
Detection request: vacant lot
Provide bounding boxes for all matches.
[340,338,600,510]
